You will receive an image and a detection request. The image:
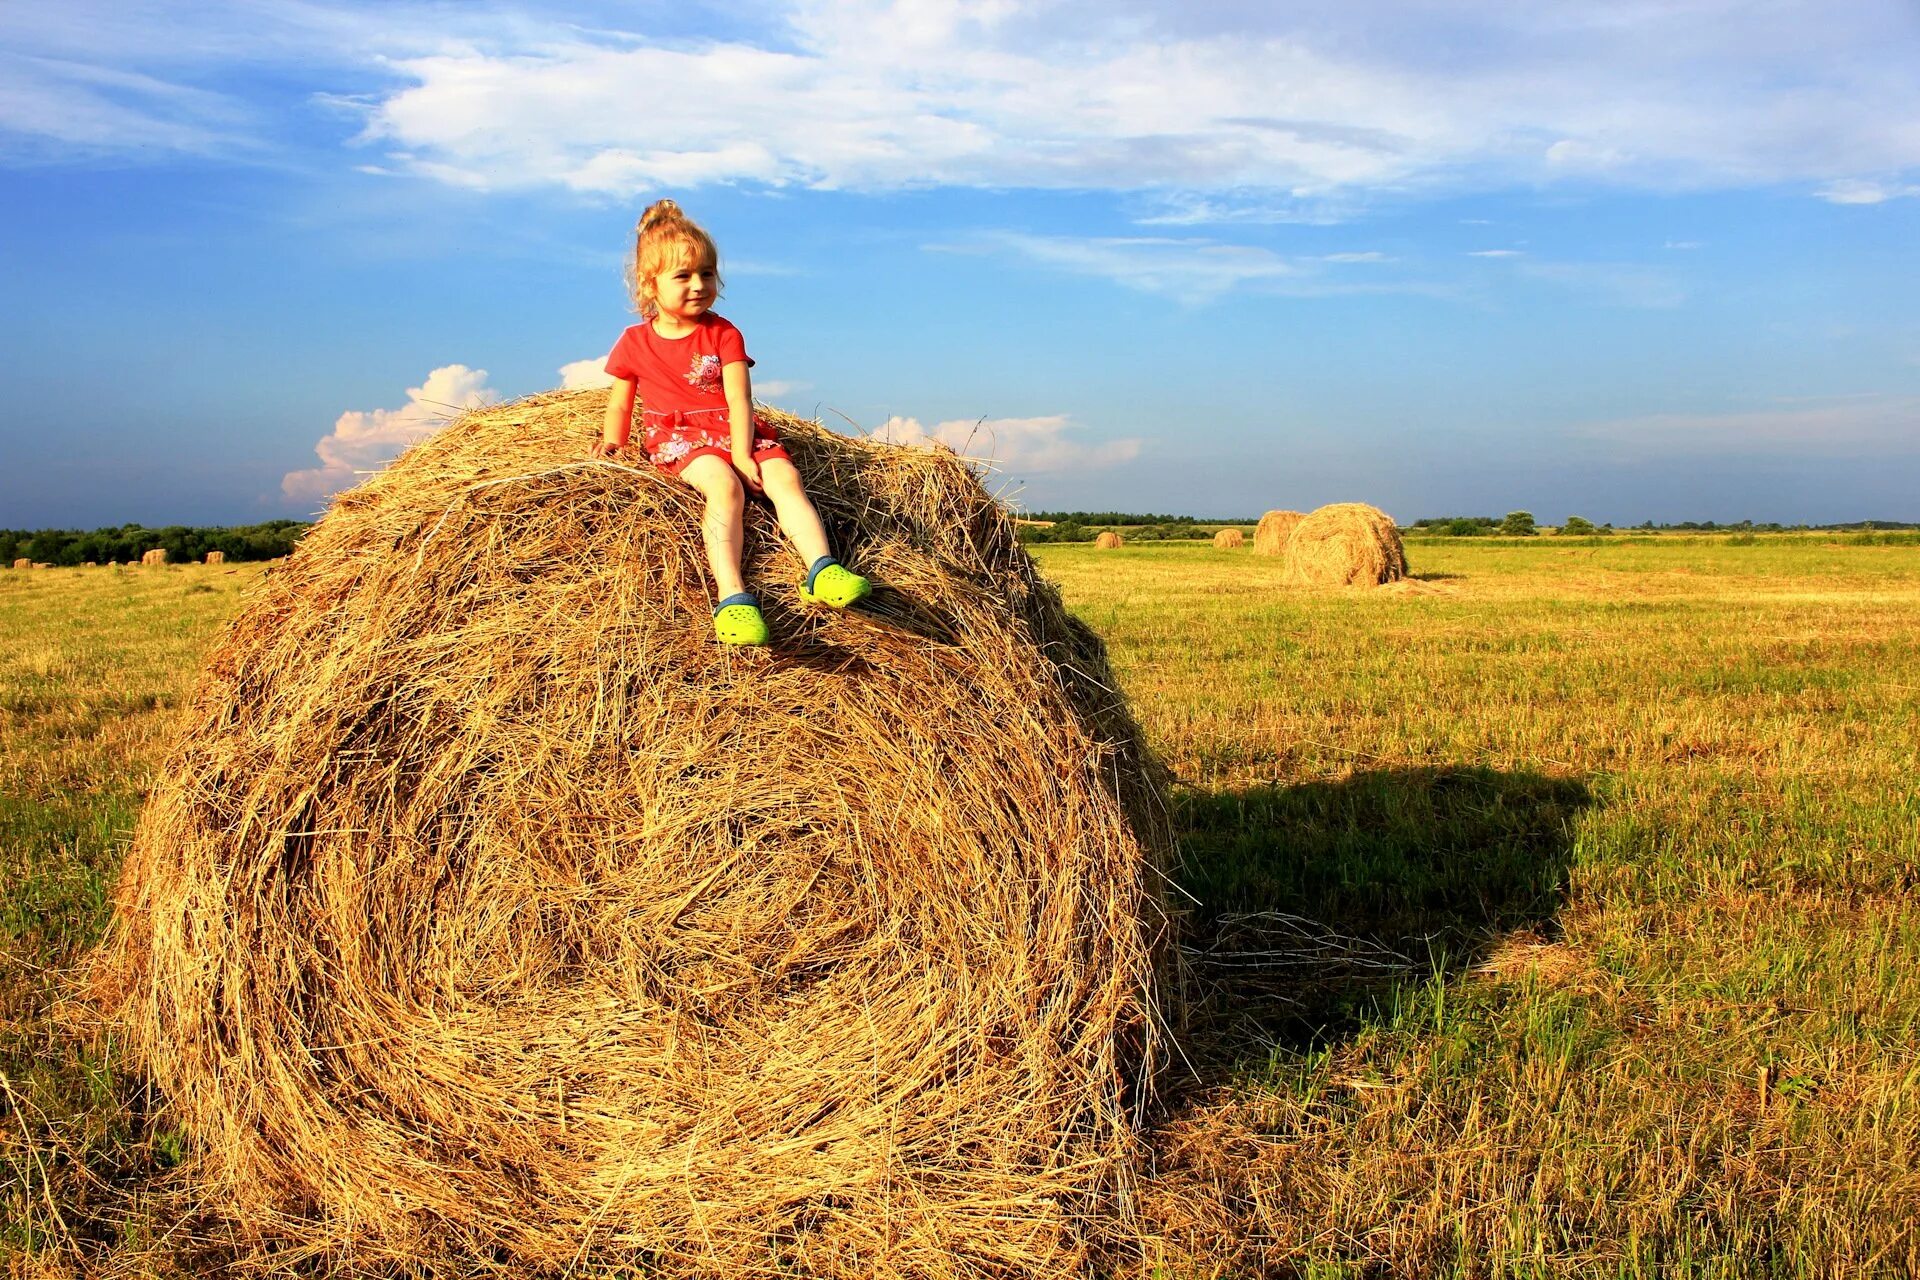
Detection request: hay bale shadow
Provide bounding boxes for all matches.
[1169,766,1594,1062]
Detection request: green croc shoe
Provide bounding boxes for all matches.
[799,559,872,609]
[713,596,770,646]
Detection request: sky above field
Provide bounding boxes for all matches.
[3,0,1919,527]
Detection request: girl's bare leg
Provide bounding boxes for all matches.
[754,457,832,566]
[677,454,749,599]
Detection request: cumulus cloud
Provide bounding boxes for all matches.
[282,364,496,504]
[872,414,1142,474]
[1577,395,1920,457]
[558,357,613,390]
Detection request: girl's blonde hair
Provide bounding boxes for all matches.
[626,199,722,316]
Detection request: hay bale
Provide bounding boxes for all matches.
[1282,502,1408,587]
[141,548,168,566]
[1094,530,1124,549]
[1251,509,1305,556]
[1212,528,1244,550]
[33,562,51,569]
[84,561,97,568]
[97,391,1173,1278]
[204,550,226,565]
[11,558,28,570]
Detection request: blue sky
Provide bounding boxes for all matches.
[3,0,1917,526]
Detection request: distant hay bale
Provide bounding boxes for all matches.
[96,390,1174,1279]
[108,560,121,568]
[204,550,225,565]
[1251,509,1305,556]
[1212,528,1244,549]
[10,558,28,570]
[33,562,51,570]
[1095,530,1125,549]
[84,561,97,568]
[1282,502,1408,587]
[141,548,168,566]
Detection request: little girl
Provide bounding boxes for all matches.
[593,200,869,645]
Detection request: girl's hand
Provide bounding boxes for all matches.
[591,439,626,459]
[732,452,764,493]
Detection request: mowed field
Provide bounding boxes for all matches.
[4,535,1919,1277]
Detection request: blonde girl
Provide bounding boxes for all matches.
[594,200,869,645]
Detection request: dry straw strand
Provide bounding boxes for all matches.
[1212,529,1244,550]
[1094,531,1125,549]
[93,388,1177,1279]
[1251,510,1304,556]
[1282,502,1408,587]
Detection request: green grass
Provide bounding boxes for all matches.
[4,539,1919,1276]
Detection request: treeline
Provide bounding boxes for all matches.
[0,521,310,566]
[1408,514,1920,537]
[1016,511,1238,544]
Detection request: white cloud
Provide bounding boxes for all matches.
[1325,251,1392,263]
[964,232,1298,301]
[1468,248,1524,258]
[335,1,1920,205]
[0,51,250,157]
[1815,178,1920,205]
[754,379,807,399]
[1577,395,1920,458]
[282,364,496,504]
[558,357,613,390]
[872,414,1142,474]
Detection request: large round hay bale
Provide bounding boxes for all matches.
[141,547,168,566]
[1212,528,1244,549]
[1282,502,1408,586]
[204,550,226,565]
[1251,509,1305,556]
[1094,530,1124,549]
[97,391,1172,1278]
[10,558,28,570]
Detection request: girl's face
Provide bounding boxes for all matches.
[649,249,717,324]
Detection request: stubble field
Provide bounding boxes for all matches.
[4,535,1919,1277]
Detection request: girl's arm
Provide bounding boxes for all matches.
[595,378,637,457]
[722,360,763,492]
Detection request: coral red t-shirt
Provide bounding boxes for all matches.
[603,313,754,417]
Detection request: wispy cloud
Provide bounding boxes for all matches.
[0,51,252,158]
[1468,248,1524,258]
[960,232,1298,302]
[283,364,496,504]
[1815,178,1920,205]
[872,414,1142,474]
[1577,395,1920,458]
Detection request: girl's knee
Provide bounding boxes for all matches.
[758,459,806,501]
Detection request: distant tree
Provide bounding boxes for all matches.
[1559,515,1597,536]
[1499,510,1538,536]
